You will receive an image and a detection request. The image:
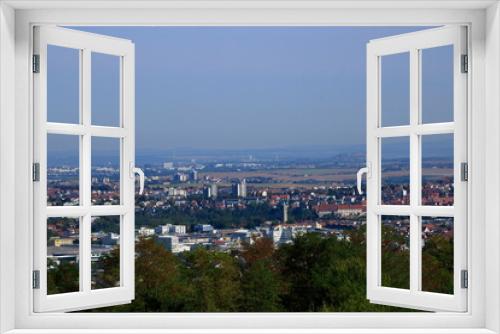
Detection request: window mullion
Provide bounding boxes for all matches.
[80,48,92,293]
[409,48,421,293]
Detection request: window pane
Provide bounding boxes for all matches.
[381,52,410,127]
[421,217,454,294]
[92,52,121,127]
[421,45,454,124]
[381,215,410,290]
[47,134,80,206]
[92,137,121,205]
[421,134,454,206]
[47,217,80,294]
[381,137,410,205]
[47,45,80,124]
[91,216,121,290]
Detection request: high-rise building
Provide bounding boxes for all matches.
[283,203,288,223]
[211,183,218,198]
[173,173,188,183]
[240,179,247,198]
[232,179,247,198]
[189,169,198,182]
[203,186,212,199]
[231,183,239,198]
[203,183,218,199]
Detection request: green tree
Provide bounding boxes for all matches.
[182,248,241,312]
[239,238,283,312]
[422,235,454,294]
[98,238,189,312]
[240,259,283,312]
[47,259,79,295]
[381,224,410,290]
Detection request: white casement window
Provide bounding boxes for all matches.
[363,26,467,312]
[32,26,141,312]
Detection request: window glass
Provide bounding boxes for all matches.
[421,45,454,124]
[91,137,121,205]
[381,137,410,205]
[421,134,454,206]
[47,45,80,124]
[92,52,121,127]
[47,134,80,206]
[91,216,121,290]
[421,217,454,294]
[47,217,80,294]
[381,215,410,289]
[381,52,410,127]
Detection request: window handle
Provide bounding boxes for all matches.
[130,162,145,195]
[357,163,371,195]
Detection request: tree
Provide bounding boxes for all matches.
[240,237,275,265]
[182,248,241,312]
[92,246,120,290]
[276,231,409,312]
[97,238,189,312]
[240,259,283,312]
[47,259,79,295]
[381,224,410,290]
[239,238,283,312]
[422,235,454,294]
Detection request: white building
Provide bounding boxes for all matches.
[230,229,251,243]
[163,162,174,169]
[155,224,172,235]
[156,235,190,254]
[138,227,155,237]
[154,224,186,235]
[170,225,186,235]
[194,224,214,233]
[166,187,187,198]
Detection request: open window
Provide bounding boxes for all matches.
[32,26,139,312]
[31,24,468,315]
[364,26,467,312]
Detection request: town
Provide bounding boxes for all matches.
[46,153,454,277]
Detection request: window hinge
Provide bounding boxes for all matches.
[461,54,468,73]
[33,162,40,182]
[461,162,468,182]
[461,269,468,289]
[32,270,40,289]
[32,54,40,73]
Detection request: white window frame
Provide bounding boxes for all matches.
[366,26,468,312]
[0,1,499,333]
[32,26,136,312]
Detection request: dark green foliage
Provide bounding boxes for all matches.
[240,259,283,312]
[422,236,454,294]
[181,248,242,311]
[92,216,120,234]
[381,225,410,290]
[136,204,284,230]
[92,246,120,290]
[239,238,283,312]
[47,259,79,295]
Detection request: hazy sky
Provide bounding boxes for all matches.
[48,26,452,155]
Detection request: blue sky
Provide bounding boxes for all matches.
[47,26,452,159]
